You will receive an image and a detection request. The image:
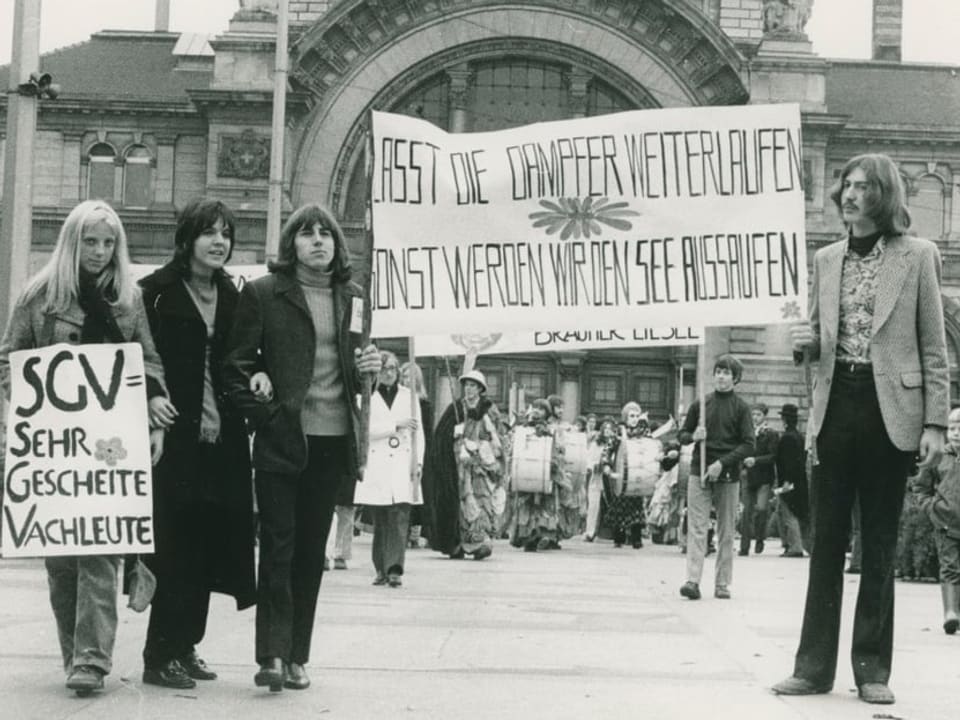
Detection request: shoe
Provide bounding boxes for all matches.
[449,548,466,560]
[679,581,701,600]
[755,539,765,554]
[944,617,959,635]
[180,651,217,680]
[546,539,562,550]
[714,585,731,599]
[858,683,895,704]
[283,662,310,690]
[254,658,284,692]
[771,676,832,696]
[738,548,749,557]
[372,574,387,586]
[143,659,197,689]
[523,539,539,552]
[536,537,552,551]
[583,535,595,543]
[180,651,216,681]
[387,573,403,588]
[66,665,105,695]
[334,558,347,570]
[782,551,804,558]
[473,545,492,560]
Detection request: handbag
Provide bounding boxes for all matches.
[127,557,157,613]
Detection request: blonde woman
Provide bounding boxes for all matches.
[0,200,170,696]
[400,361,434,547]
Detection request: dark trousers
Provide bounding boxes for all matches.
[793,366,912,687]
[371,504,411,576]
[740,482,771,552]
[254,435,347,665]
[144,444,226,667]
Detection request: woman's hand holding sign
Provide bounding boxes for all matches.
[150,427,165,465]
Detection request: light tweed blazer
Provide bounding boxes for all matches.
[805,233,949,452]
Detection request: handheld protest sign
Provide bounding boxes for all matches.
[2,343,154,557]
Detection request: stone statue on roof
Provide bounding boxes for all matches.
[763,0,813,38]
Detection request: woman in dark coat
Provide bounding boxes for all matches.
[138,198,259,689]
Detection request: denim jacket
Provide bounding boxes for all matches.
[0,287,167,400]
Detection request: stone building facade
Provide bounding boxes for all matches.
[1,0,958,427]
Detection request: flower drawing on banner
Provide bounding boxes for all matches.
[781,300,802,320]
[528,197,640,240]
[95,437,128,467]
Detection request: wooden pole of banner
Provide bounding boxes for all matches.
[697,344,707,483]
[356,120,376,477]
[408,337,419,483]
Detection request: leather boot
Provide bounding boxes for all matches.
[942,583,959,634]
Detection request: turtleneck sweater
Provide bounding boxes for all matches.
[849,229,883,257]
[296,264,350,436]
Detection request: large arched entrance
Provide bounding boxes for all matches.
[287,0,749,420]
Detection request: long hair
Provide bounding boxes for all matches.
[172,198,236,280]
[828,153,911,236]
[400,360,428,400]
[268,203,352,282]
[21,200,136,312]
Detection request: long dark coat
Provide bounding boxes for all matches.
[139,263,256,609]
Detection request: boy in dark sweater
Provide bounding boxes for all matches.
[678,354,754,600]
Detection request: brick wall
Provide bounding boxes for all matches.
[173,135,208,208]
[718,0,763,42]
[872,0,903,61]
[289,1,331,25]
[32,130,63,206]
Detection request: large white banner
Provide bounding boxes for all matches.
[370,104,807,337]
[416,326,703,356]
[2,343,154,557]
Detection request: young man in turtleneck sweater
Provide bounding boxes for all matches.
[773,154,949,706]
[224,204,381,694]
[678,354,754,602]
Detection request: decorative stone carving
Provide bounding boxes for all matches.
[293,0,748,106]
[217,129,270,180]
[763,0,813,38]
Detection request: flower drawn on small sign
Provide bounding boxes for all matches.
[528,197,640,241]
[781,300,802,320]
[95,437,128,467]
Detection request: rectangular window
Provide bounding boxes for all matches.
[124,161,152,208]
[515,371,547,401]
[88,160,115,201]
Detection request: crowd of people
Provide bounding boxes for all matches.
[0,153,955,709]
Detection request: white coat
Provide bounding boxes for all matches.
[354,385,425,506]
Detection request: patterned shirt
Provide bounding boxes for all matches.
[836,237,885,364]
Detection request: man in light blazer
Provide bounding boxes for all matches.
[773,153,949,705]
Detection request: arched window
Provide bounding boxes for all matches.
[123,145,153,208]
[911,174,945,240]
[87,143,116,201]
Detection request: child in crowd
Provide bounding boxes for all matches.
[678,354,754,600]
[913,406,960,634]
